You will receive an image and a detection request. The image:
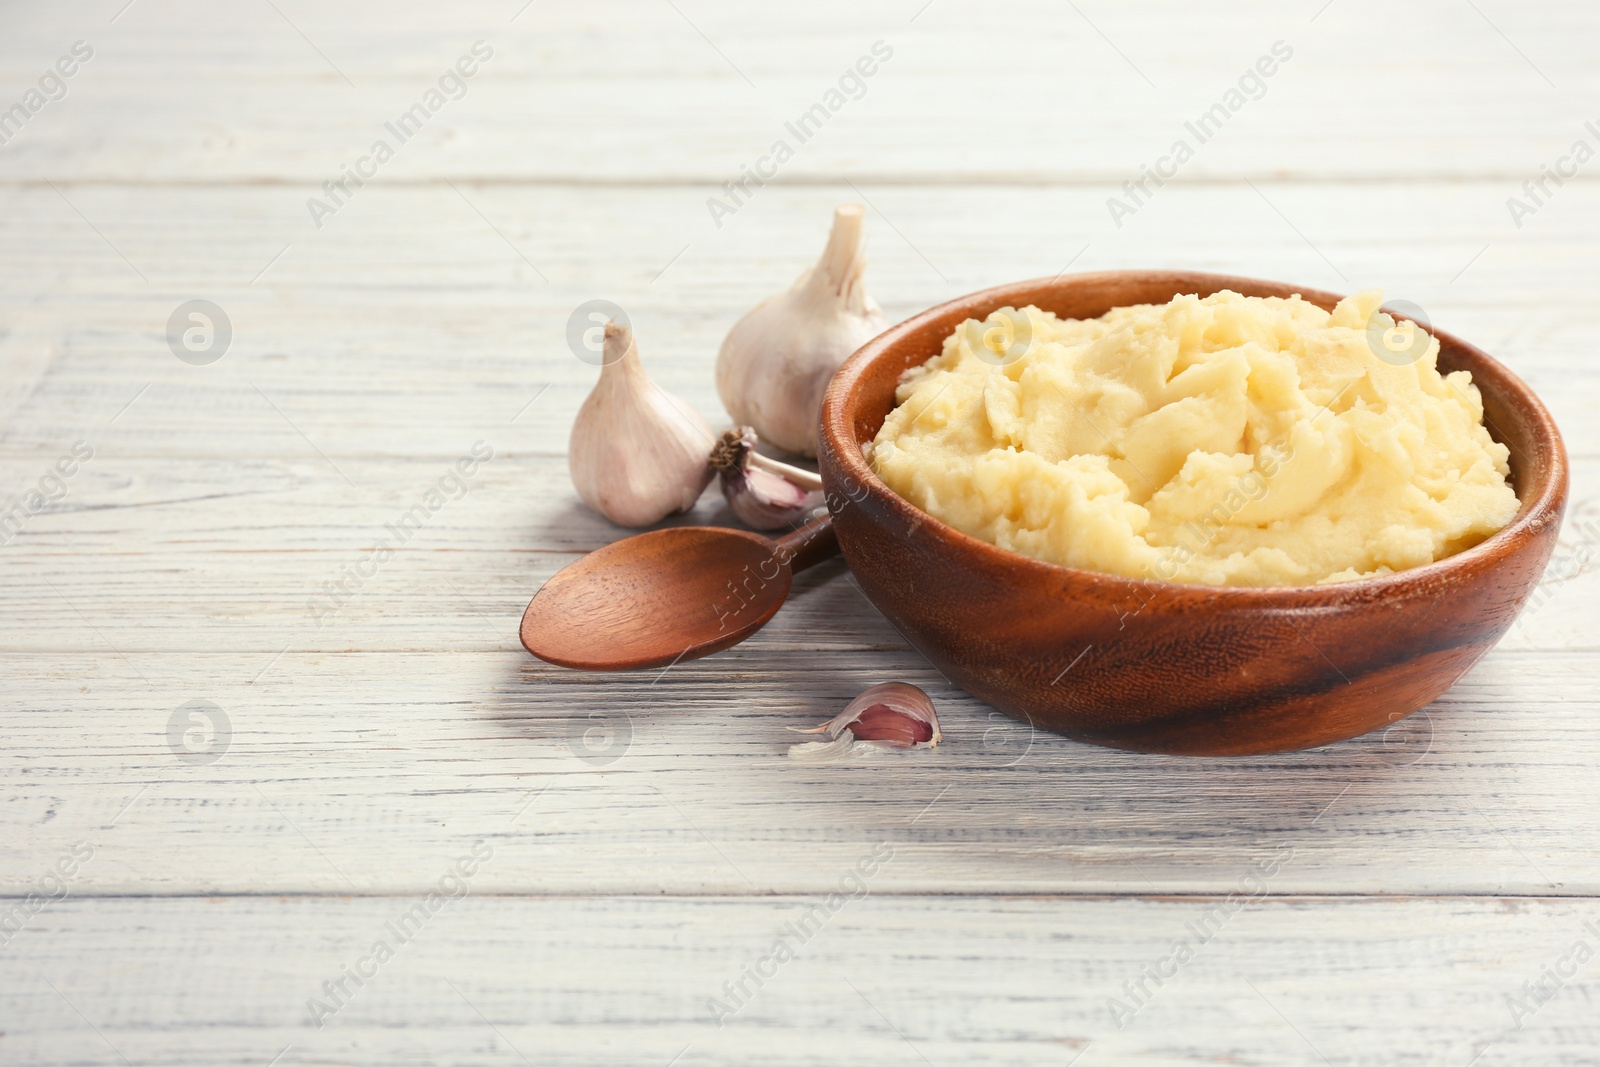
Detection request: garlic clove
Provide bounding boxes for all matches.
[568,322,716,527]
[733,466,820,529]
[787,681,941,760]
[849,703,937,746]
[709,427,825,531]
[829,682,941,747]
[715,205,890,457]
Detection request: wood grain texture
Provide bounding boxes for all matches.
[1,0,1598,1062]
[1,0,1596,183]
[1,181,1597,460]
[6,896,1600,1066]
[7,645,1600,898]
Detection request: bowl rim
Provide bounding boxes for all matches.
[819,269,1568,604]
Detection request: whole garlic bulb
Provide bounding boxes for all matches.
[715,205,888,457]
[568,322,715,527]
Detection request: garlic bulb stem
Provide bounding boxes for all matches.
[817,204,866,298]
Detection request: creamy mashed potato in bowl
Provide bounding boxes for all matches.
[870,289,1519,586]
[816,271,1566,754]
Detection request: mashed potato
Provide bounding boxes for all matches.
[870,290,1519,586]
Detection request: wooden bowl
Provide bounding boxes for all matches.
[817,271,1567,755]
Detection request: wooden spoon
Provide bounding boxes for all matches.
[520,515,839,671]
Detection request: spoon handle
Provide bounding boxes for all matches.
[773,514,838,574]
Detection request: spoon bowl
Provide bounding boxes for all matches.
[520,517,837,671]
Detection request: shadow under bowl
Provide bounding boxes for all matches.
[817,270,1567,755]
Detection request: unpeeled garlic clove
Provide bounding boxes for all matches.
[715,205,889,457]
[787,682,941,761]
[709,427,825,531]
[568,322,716,527]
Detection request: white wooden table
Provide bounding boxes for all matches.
[3,1,1598,1063]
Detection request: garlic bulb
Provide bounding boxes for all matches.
[788,682,941,761]
[568,322,715,527]
[709,427,825,531]
[716,205,889,457]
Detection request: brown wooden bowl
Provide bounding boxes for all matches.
[817,271,1567,755]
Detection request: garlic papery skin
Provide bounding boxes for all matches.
[787,682,941,761]
[568,322,716,527]
[709,427,825,530]
[716,205,889,457]
[786,734,878,764]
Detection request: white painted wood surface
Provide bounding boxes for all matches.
[2,0,1598,1063]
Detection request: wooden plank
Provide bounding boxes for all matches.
[0,183,1596,460]
[3,643,1598,895]
[1,1,1598,1059]
[4,895,1599,1065]
[0,181,1594,896]
[2,454,1594,650]
[0,0,1595,182]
